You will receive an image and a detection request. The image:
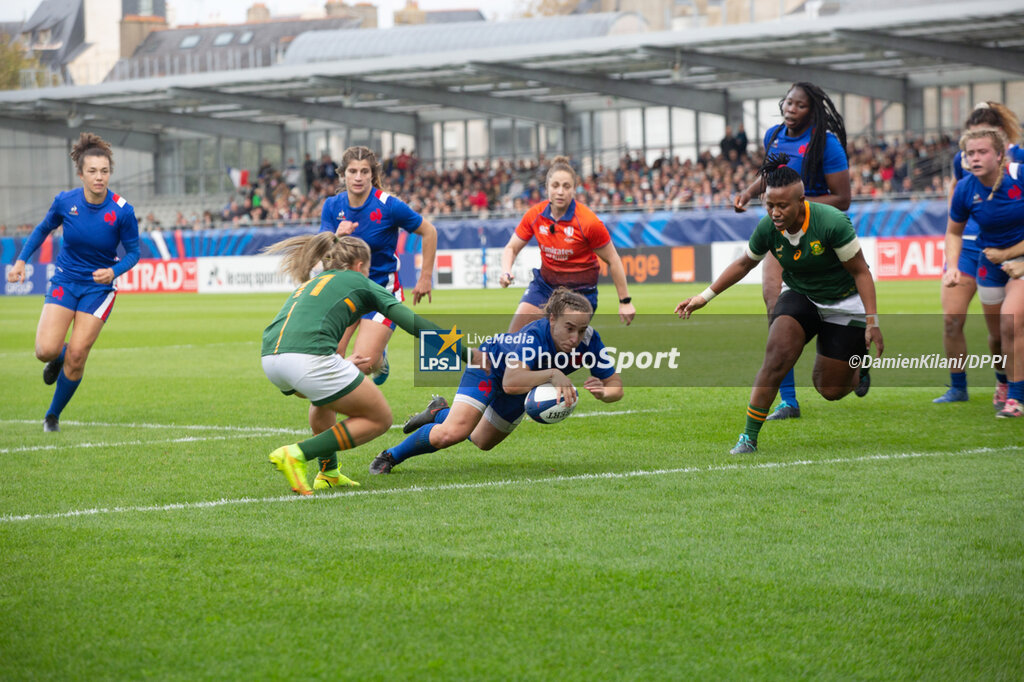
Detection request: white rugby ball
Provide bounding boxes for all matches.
[525,382,576,424]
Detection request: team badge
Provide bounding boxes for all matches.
[69,205,78,216]
[810,240,824,256]
[564,226,574,238]
[972,193,982,204]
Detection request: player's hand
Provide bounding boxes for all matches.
[335,220,357,236]
[1002,260,1024,278]
[92,267,115,284]
[6,260,25,283]
[674,295,708,319]
[865,326,884,358]
[733,191,750,213]
[412,277,432,304]
[618,301,636,325]
[583,376,606,399]
[499,271,514,288]
[549,370,578,407]
[941,267,960,288]
[983,247,1009,264]
[347,353,374,373]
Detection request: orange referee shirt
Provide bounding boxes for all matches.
[515,199,611,287]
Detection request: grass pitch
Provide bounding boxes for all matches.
[1,281,1021,680]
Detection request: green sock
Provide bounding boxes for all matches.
[295,422,354,470]
[744,404,768,442]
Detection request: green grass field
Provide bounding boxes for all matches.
[1,281,1021,680]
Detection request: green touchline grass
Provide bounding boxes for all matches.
[0,282,1021,680]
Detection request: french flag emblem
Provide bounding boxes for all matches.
[111,193,127,208]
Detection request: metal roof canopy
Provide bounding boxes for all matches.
[0,0,1022,152]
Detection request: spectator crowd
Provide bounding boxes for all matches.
[200,133,957,230]
[1,133,960,235]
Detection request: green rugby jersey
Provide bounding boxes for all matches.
[748,201,861,304]
[262,269,436,356]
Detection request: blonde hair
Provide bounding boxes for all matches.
[264,233,371,284]
[340,146,384,191]
[545,155,577,187]
[544,287,593,319]
[959,127,1009,200]
[70,132,113,173]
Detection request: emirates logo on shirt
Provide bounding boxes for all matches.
[1009,185,1022,200]
[104,211,116,225]
[370,208,383,223]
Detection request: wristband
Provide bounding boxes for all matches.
[619,297,632,304]
[865,314,879,329]
[700,287,717,303]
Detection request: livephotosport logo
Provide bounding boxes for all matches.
[419,326,463,372]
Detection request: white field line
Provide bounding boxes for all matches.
[0,433,289,454]
[0,409,662,455]
[0,341,257,358]
[0,419,300,433]
[2,445,1018,525]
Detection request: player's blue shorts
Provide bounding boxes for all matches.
[958,237,981,279]
[45,275,116,321]
[521,269,598,312]
[976,250,1012,289]
[451,366,526,434]
[361,271,402,330]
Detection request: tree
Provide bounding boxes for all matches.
[0,34,48,91]
[515,0,582,17]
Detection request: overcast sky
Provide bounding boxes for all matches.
[0,0,525,28]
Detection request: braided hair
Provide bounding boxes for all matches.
[766,82,847,193]
[758,152,802,190]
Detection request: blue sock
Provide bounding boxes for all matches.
[950,372,967,391]
[47,371,81,418]
[996,372,1008,385]
[1008,381,1024,402]
[389,424,439,464]
[434,407,450,423]
[779,368,797,406]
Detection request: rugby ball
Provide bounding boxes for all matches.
[525,382,576,424]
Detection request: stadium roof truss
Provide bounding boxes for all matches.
[0,0,1022,153]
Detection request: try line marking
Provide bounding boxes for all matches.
[2,445,1018,524]
[0,409,663,455]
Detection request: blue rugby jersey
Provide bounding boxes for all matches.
[318,188,423,286]
[479,317,617,386]
[763,124,848,197]
[950,162,1024,249]
[18,188,140,282]
[952,145,1024,239]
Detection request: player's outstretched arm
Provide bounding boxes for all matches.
[942,219,966,288]
[7,260,25,283]
[675,254,759,318]
[594,242,635,325]
[504,366,577,406]
[584,374,622,403]
[412,219,437,304]
[841,251,884,358]
[500,234,529,288]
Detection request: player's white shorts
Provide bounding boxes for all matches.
[262,353,363,406]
